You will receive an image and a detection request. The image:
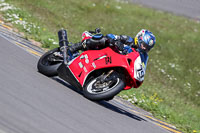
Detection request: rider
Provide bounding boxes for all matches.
[68,29,156,57]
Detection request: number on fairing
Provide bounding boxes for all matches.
[134,56,145,81]
[136,64,144,80]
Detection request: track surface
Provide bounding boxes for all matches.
[130,0,200,20]
[0,35,170,133]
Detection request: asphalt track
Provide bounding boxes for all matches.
[0,35,172,133]
[130,0,200,20]
[1,0,195,131]
[0,33,173,133]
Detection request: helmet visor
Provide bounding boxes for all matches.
[140,42,151,53]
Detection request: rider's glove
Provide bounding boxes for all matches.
[114,41,124,51]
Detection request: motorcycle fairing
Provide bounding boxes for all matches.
[67,47,143,90]
[133,52,148,82]
[57,63,83,90]
[81,31,92,42]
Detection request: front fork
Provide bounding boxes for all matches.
[98,70,114,83]
[58,29,69,64]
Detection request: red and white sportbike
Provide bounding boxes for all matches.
[37,29,147,101]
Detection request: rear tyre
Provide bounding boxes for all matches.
[37,48,63,77]
[83,72,125,101]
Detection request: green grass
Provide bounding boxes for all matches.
[0,0,200,132]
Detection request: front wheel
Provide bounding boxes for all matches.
[83,72,125,101]
[37,48,63,77]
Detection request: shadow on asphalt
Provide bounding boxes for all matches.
[52,77,146,122]
[97,101,146,121]
[52,76,83,94]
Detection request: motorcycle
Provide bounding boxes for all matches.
[37,29,147,101]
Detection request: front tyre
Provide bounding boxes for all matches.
[83,72,125,101]
[37,48,63,77]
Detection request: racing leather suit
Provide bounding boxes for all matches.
[69,34,137,53]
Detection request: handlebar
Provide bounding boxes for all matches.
[89,28,101,34]
[89,31,96,34]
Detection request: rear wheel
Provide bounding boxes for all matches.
[83,71,125,101]
[37,48,63,77]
